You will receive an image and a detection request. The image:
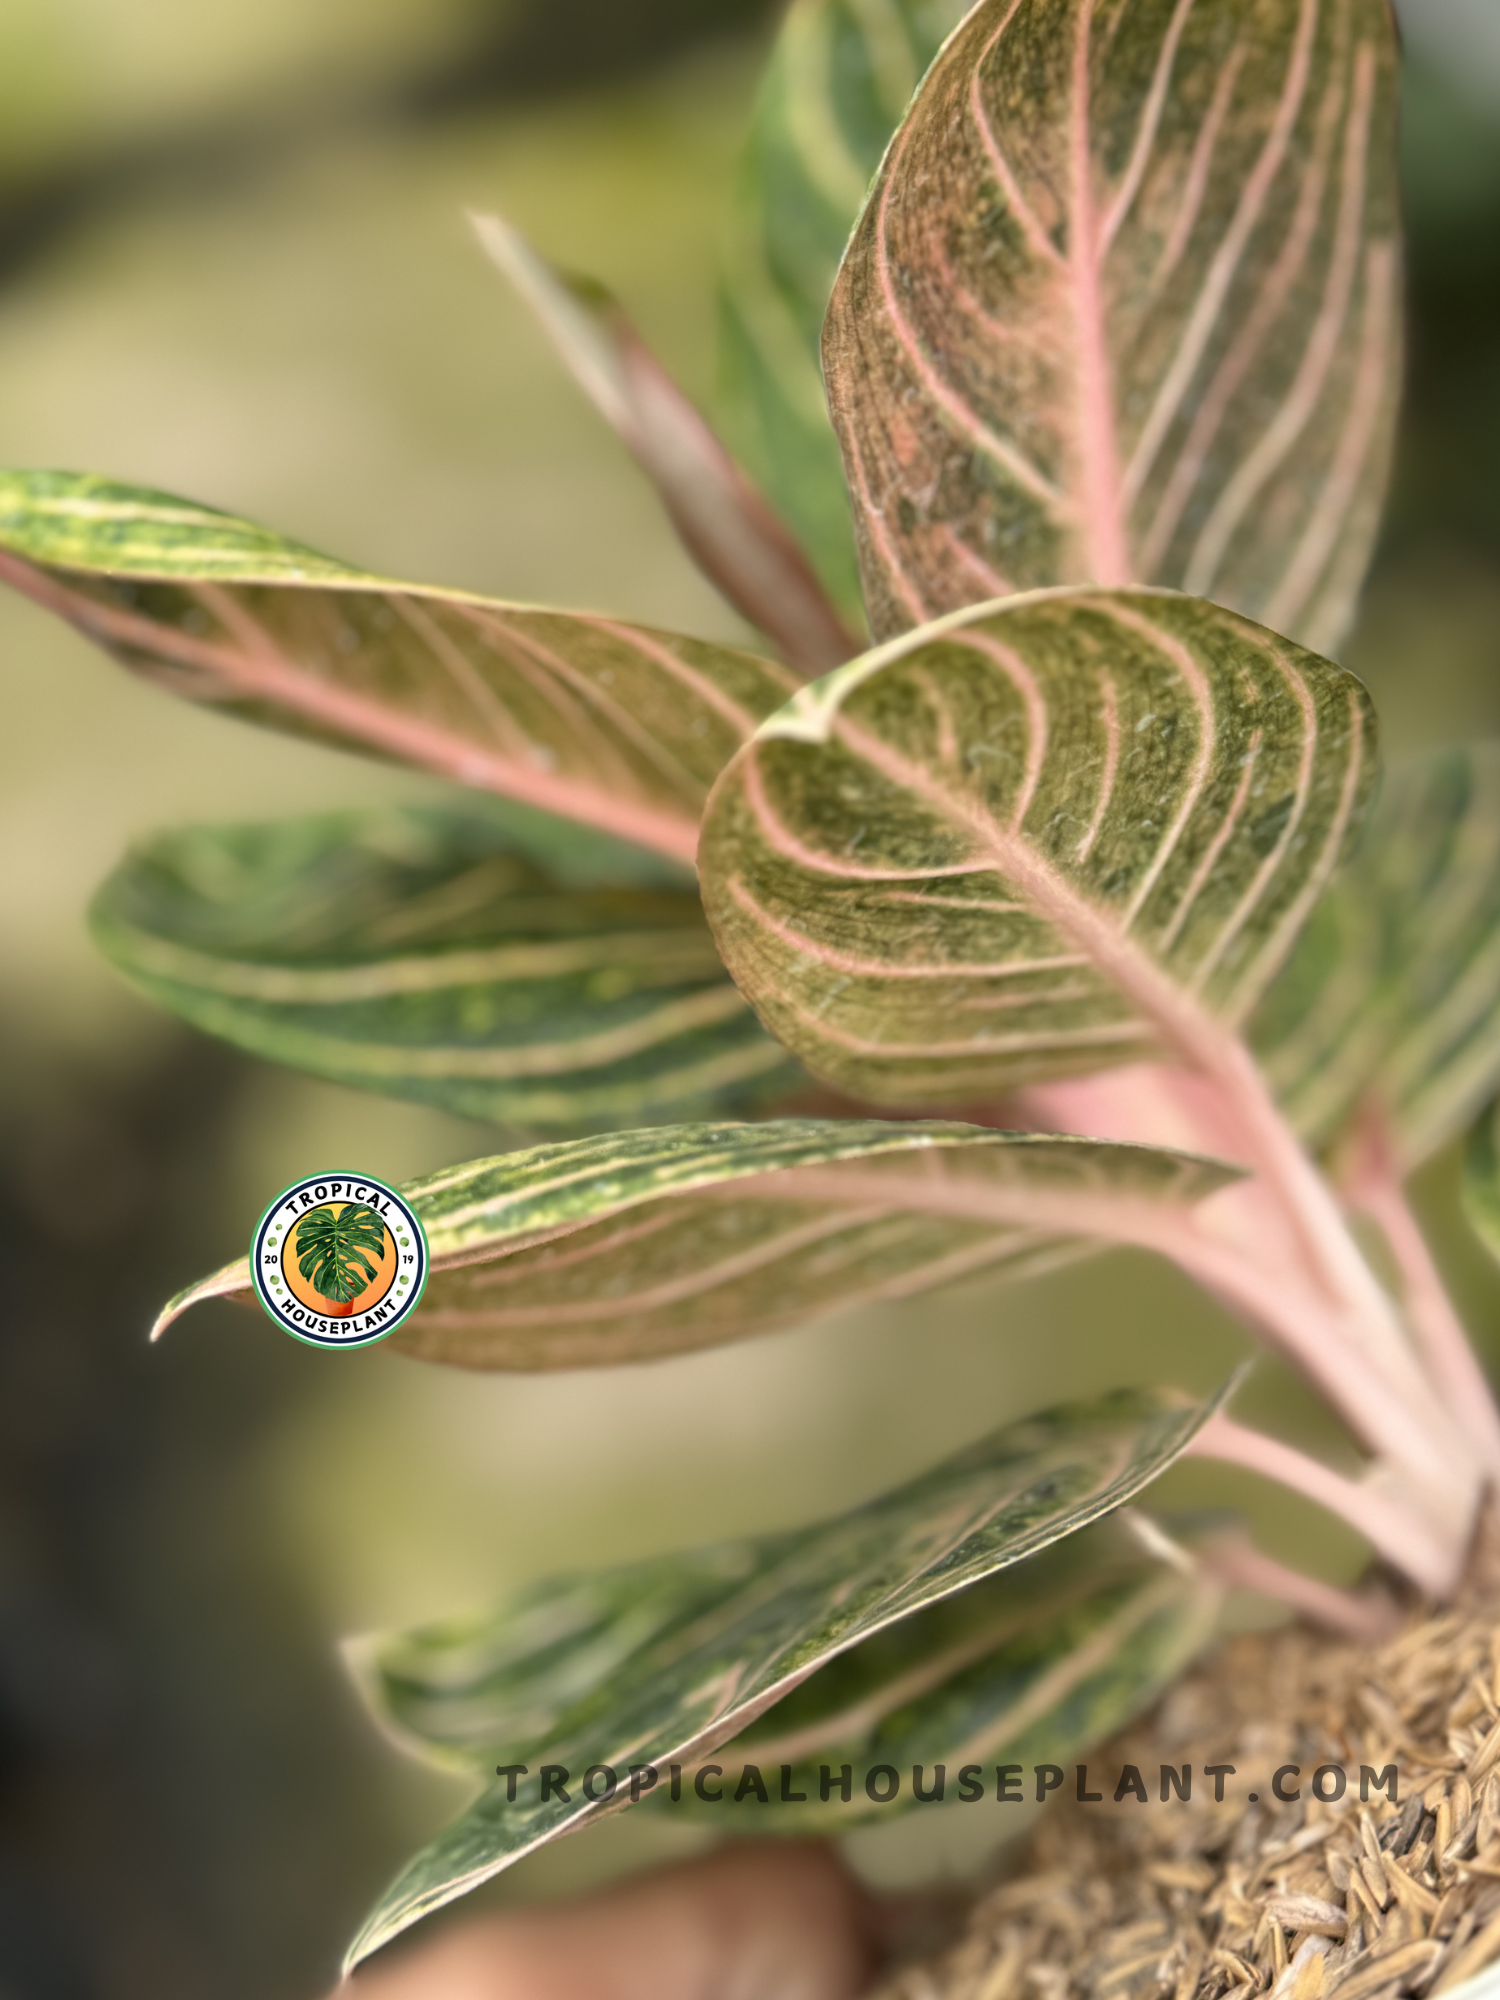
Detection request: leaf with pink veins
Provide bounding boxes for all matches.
[0,469,800,867]
[823,0,1400,654]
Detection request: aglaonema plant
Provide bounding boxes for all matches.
[6,0,1499,1976]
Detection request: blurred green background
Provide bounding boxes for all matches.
[1,2,1499,1995]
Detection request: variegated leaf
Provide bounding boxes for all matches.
[716,0,973,627]
[0,470,798,866]
[699,590,1372,1106]
[358,1516,1219,1829]
[341,1385,1227,1966]
[152,1117,1236,1365]
[471,213,856,673]
[1253,744,1500,1169]
[823,0,1401,653]
[90,808,799,1133]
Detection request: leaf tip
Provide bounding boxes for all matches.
[148,1259,253,1343]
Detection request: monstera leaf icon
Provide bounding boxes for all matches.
[294,1204,387,1311]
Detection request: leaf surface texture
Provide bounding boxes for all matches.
[700,590,1372,1105]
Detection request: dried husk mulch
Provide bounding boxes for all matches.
[876,1573,1500,2000]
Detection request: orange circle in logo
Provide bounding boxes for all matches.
[282,1201,400,1318]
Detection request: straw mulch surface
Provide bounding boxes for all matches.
[877,1588,1500,2000]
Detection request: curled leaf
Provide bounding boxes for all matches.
[699,589,1372,1106]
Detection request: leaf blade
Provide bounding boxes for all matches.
[699,589,1373,1106]
[823,0,1401,650]
[341,1385,1228,1966]
[0,471,799,865]
[715,0,973,626]
[358,1517,1221,1824]
[1463,1098,1500,1271]
[151,1116,1237,1364]
[91,809,800,1133]
[1253,743,1500,1168]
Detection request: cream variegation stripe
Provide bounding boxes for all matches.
[845,0,924,116]
[172,987,770,1083]
[714,0,972,626]
[109,927,725,1002]
[783,1,872,213]
[949,1566,1190,1763]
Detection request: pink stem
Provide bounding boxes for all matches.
[1214,1041,1425,1392]
[1017,1060,1477,1518]
[1107,1199,1466,1513]
[1200,1541,1398,1640]
[1342,1102,1500,1476]
[1187,1412,1458,1591]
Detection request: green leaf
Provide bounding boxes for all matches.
[341,1384,1228,1966]
[716,0,972,627]
[358,1515,1220,1830]
[150,1116,1237,1362]
[822,0,1401,652]
[1253,744,1500,1169]
[1463,1097,1500,1271]
[294,1203,387,1304]
[471,213,857,673]
[91,809,799,1133]
[0,470,799,866]
[699,589,1373,1107]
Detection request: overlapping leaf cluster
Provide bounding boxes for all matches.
[6,0,1500,1972]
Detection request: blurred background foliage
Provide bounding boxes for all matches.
[0,1,1498,1995]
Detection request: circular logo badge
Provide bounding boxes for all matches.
[250,1172,428,1348]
